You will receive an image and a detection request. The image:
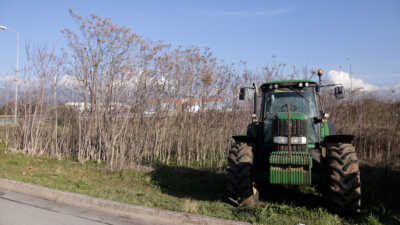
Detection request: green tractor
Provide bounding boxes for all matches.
[227,69,361,213]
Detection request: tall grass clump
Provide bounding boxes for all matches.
[327,94,400,166]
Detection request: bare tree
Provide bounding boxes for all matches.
[11,44,64,156]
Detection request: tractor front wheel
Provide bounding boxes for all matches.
[327,143,361,213]
[226,142,258,206]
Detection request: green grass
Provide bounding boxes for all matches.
[0,149,399,225]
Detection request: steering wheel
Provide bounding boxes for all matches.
[280,104,297,112]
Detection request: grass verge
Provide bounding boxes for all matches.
[0,149,399,225]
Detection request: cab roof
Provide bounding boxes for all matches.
[260,80,317,89]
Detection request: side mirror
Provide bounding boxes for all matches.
[334,86,345,99]
[239,88,246,100]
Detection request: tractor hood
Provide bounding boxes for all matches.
[275,112,307,120]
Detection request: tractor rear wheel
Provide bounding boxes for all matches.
[226,142,258,206]
[326,143,361,213]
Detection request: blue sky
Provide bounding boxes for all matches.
[0,0,399,88]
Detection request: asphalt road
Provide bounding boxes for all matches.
[0,190,154,225]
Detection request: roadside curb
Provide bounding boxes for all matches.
[0,178,249,225]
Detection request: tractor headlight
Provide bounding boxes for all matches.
[273,136,288,144]
[290,137,307,144]
[273,136,307,144]
[298,82,303,87]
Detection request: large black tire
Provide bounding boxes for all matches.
[326,143,361,213]
[226,142,258,206]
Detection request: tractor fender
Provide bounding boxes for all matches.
[232,135,255,144]
[324,135,355,144]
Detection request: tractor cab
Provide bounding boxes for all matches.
[260,80,320,144]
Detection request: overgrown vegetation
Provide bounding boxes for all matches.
[318,90,400,165]
[329,98,400,166]
[1,9,397,169]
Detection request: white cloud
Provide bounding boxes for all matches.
[327,70,378,92]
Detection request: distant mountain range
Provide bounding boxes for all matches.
[0,74,398,105]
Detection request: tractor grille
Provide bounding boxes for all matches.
[269,116,311,185]
[273,118,307,136]
[273,118,307,152]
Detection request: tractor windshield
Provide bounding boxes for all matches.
[262,87,319,143]
[263,87,318,119]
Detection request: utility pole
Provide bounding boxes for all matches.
[0,25,20,123]
[346,57,352,97]
[349,62,352,97]
[15,31,19,123]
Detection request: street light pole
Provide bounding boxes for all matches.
[15,31,19,123]
[346,56,352,98]
[0,25,19,123]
